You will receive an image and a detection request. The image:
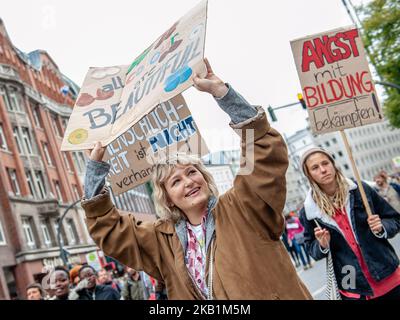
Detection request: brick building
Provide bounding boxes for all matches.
[0,18,157,299]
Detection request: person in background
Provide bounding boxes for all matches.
[97,268,121,292]
[81,59,312,300]
[299,147,400,300]
[285,212,313,270]
[26,283,45,300]
[374,170,400,213]
[281,228,301,268]
[78,265,121,300]
[121,268,145,300]
[69,264,82,288]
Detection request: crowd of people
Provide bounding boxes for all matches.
[80,59,399,300]
[25,264,167,300]
[25,59,400,301]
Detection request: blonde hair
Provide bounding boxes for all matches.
[303,152,349,217]
[151,153,219,222]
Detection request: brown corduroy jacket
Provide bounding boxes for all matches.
[82,109,312,300]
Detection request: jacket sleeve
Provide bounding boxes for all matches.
[223,107,289,240]
[299,208,328,261]
[81,188,162,280]
[390,183,400,198]
[366,182,400,239]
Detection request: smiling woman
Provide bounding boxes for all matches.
[81,59,312,300]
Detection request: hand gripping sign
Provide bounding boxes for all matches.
[61,0,208,152]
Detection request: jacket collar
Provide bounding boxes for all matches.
[175,196,217,258]
[303,178,357,230]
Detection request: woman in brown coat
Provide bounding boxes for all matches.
[82,59,312,300]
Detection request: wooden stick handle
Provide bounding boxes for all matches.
[340,130,373,217]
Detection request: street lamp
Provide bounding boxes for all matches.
[57,199,80,269]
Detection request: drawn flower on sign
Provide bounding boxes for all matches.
[68,128,88,145]
[164,64,192,92]
[90,66,121,80]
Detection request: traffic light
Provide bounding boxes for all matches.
[297,93,307,110]
[267,106,277,122]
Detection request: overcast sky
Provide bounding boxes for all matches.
[2,0,368,151]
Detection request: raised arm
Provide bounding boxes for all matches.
[194,60,289,240]
[81,144,162,280]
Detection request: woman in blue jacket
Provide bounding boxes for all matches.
[299,147,400,300]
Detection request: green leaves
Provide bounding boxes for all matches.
[357,0,400,128]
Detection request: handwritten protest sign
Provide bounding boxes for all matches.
[103,94,209,195]
[290,26,383,134]
[61,0,208,151]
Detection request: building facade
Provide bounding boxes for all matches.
[0,19,157,299]
[205,164,234,195]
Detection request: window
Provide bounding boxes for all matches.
[72,152,82,173]
[54,221,65,246]
[13,127,23,154]
[53,180,63,202]
[7,168,21,196]
[34,171,46,199]
[344,164,350,170]
[26,170,37,198]
[40,220,52,247]
[51,114,62,137]
[0,220,6,245]
[32,106,43,128]
[0,124,8,150]
[62,152,71,171]
[8,87,23,112]
[332,138,337,144]
[21,217,36,249]
[72,185,80,200]
[66,219,77,245]
[42,142,53,166]
[78,152,86,169]
[325,141,330,147]
[338,151,343,157]
[21,127,34,154]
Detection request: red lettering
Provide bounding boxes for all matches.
[301,41,324,72]
[314,36,334,65]
[302,70,373,108]
[300,29,360,72]
[303,86,319,108]
[343,29,360,57]
[327,79,344,100]
[360,71,373,92]
[334,33,351,59]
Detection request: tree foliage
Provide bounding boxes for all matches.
[357,0,400,127]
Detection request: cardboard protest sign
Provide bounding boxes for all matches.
[61,0,208,151]
[103,94,209,195]
[291,26,383,134]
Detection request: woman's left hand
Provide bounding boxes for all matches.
[193,58,228,98]
[367,214,383,234]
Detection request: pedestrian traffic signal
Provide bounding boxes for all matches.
[297,93,307,110]
[267,106,277,122]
